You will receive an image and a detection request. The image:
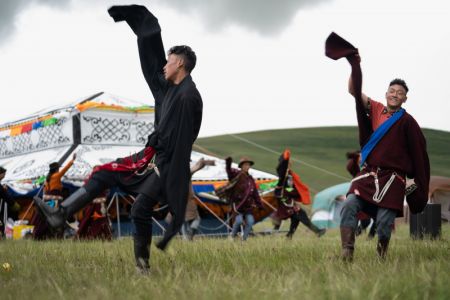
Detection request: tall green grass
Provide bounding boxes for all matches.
[1,224,449,299]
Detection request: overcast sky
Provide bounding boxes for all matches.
[0,0,449,137]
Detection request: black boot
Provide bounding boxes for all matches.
[34,187,92,229]
[310,223,326,237]
[286,214,300,239]
[368,221,377,240]
[376,239,389,260]
[134,234,151,275]
[297,209,326,237]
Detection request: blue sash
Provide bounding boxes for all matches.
[360,108,405,167]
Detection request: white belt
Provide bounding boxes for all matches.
[351,171,397,203]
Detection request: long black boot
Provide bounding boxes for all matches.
[298,209,326,237]
[368,220,377,239]
[34,187,93,229]
[286,214,300,239]
[134,234,152,275]
[131,193,157,275]
[376,239,389,260]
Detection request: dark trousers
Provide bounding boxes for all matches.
[341,194,396,241]
[290,209,307,232]
[131,194,158,237]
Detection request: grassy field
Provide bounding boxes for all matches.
[2,127,449,299]
[1,224,449,299]
[195,127,450,194]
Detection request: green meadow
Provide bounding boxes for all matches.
[1,127,449,299]
[1,225,449,299]
[196,127,450,193]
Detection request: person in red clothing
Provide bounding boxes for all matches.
[326,32,429,261]
[76,192,112,240]
[226,156,264,241]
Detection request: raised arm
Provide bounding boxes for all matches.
[348,55,369,110]
[346,53,373,146]
[190,158,215,175]
[108,5,168,114]
[225,157,240,180]
[325,32,372,147]
[53,158,75,181]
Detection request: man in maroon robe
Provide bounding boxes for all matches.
[326,32,430,261]
[226,156,264,241]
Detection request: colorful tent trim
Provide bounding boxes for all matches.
[192,178,277,195]
[76,101,154,113]
[42,117,57,127]
[21,123,33,133]
[1,117,61,137]
[1,114,56,136]
[32,121,43,130]
[10,127,22,136]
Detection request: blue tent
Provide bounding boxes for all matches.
[311,182,351,229]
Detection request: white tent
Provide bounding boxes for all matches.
[0,92,277,237]
[0,91,276,194]
[0,92,155,193]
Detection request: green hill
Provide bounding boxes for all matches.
[195,127,450,194]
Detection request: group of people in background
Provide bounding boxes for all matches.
[217,149,325,242]
[2,146,325,244]
[1,154,112,241]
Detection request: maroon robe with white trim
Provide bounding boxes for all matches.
[325,32,430,216]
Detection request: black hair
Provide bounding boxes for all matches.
[46,162,59,183]
[389,78,409,94]
[0,166,6,174]
[168,45,197,73]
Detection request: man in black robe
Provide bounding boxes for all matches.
[35,5,203,273]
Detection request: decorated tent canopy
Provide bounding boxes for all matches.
[0,92,154,193]
[0,91,277,238]
[0,92,276,195]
